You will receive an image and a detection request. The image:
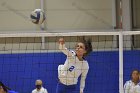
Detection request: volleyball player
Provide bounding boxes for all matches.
[124,69,140,93]
[56,38,92,93]
[135,73,140,93]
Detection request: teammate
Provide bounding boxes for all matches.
[56,38,92,93]
[124,69,140,93]
[135,73,140,93]
[32,79,48,93]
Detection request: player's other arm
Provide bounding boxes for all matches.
[124,81,130,93]
[58,38,74,57]
[80,66,89,93]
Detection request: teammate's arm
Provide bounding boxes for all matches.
[59,38,74,57]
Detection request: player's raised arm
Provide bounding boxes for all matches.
[58,38,74,57]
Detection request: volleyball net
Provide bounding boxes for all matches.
[0,31,140,93]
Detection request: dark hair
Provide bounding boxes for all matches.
[0,81,11,93]
[80,37,93,56]
[3,87,8,93]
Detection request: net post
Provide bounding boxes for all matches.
[119,31,124,93]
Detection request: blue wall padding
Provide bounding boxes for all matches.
[0,51,139,93]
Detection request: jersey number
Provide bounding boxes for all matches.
[68,66,75,72]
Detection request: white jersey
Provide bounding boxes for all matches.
[124,80,140,93]
[58,44,89,92]
[135,83,140,93]
[32,87,48,93]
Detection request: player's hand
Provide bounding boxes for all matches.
[59,38,65,45]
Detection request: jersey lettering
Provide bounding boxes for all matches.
[68,66,75,72]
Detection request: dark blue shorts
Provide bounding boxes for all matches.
[56,82,76,93]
